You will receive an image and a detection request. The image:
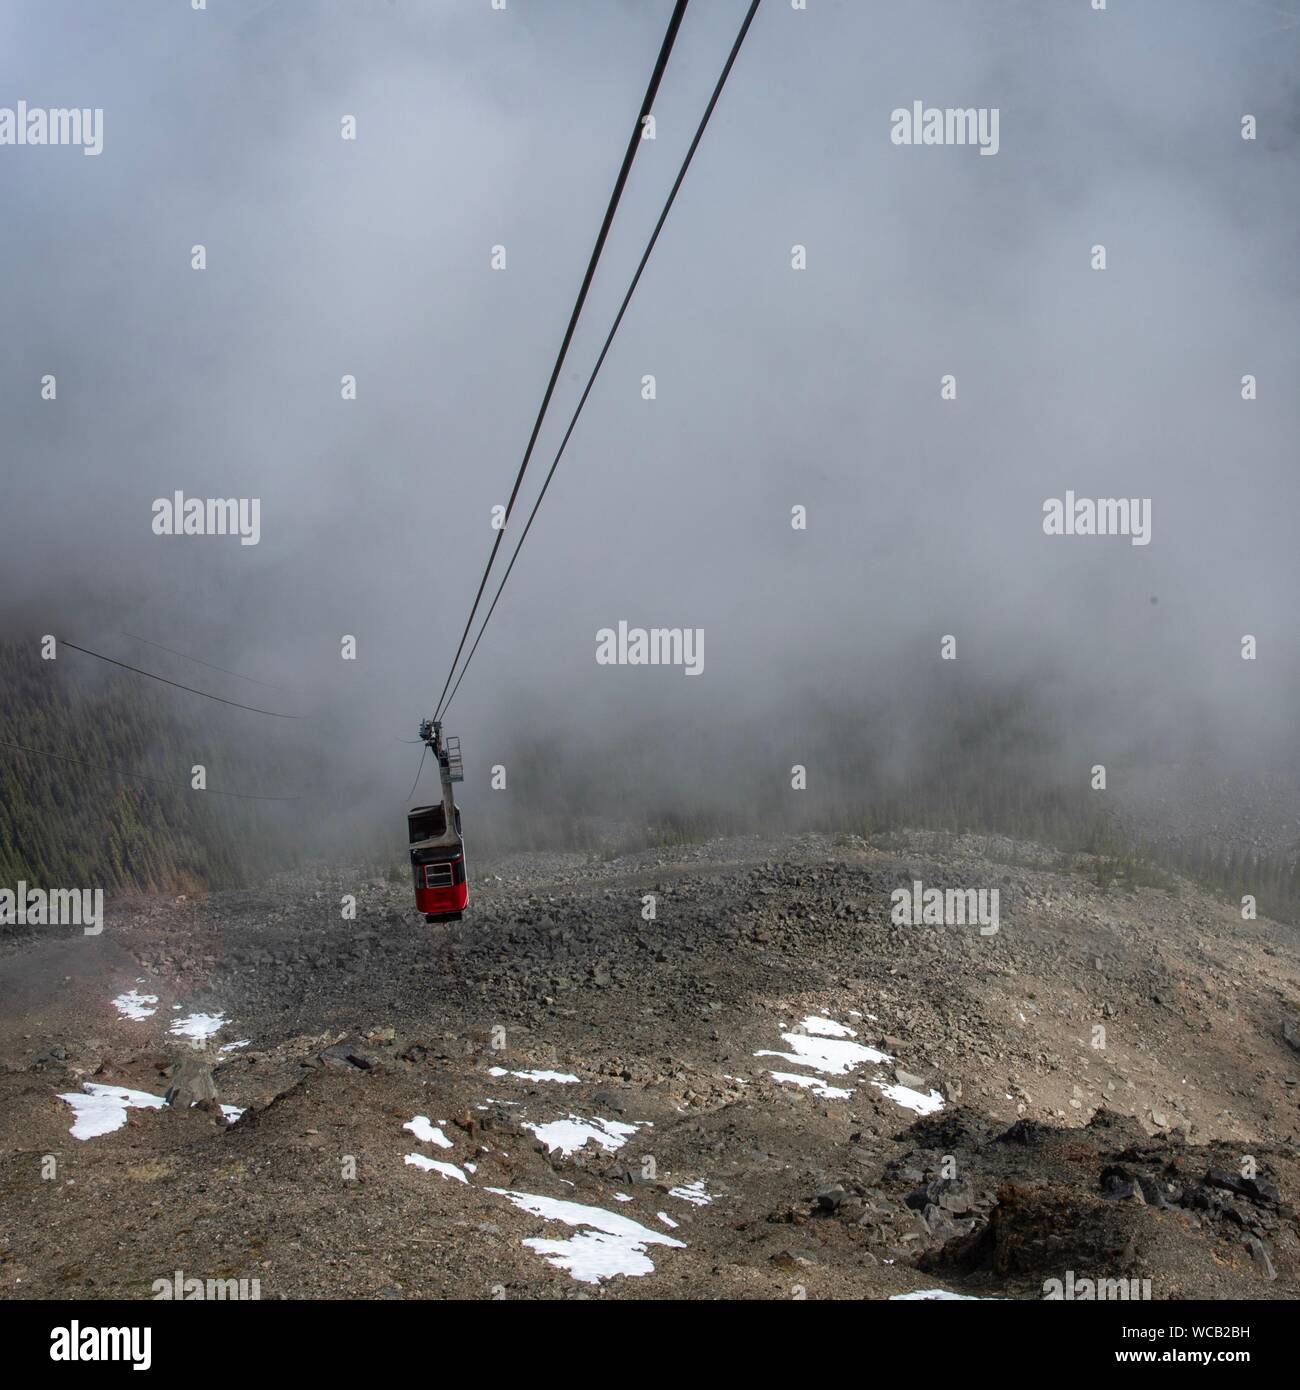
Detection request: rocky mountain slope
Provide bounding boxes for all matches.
[1,831,1297,1300]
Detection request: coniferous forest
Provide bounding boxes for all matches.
[0,641,301,895]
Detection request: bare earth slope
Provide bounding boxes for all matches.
[2,832,1298,1300]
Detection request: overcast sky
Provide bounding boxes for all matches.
[1,0,1297,824]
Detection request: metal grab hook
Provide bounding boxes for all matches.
[417,718,463,782]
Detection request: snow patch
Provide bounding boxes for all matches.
[487,1067,580,1084]
[58,1084,165,1139]
[487,1189,684,1285]
[768,1070,852,1100]
[59,1084,241,1139]
[799,1015,856,1038]
[404,1115,453,1149]
[522,1114,641,1157]
[889,1289,988,1301]
[755,1032,890,1076]
[871,1080,945,1116]
[756,1016,945,1117]
[168,1012,226,1044]
[668,1179,713,1207]
[405,1153,468,1183]
[111,990,158,1021]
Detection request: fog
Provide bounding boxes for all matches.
[2,0,1297,854]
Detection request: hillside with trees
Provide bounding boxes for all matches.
[0,641,301,895]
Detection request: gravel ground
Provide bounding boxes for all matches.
[1,830,1298,1300]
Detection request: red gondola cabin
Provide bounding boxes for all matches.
[408,720,468,923]
[408,800,467,921]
